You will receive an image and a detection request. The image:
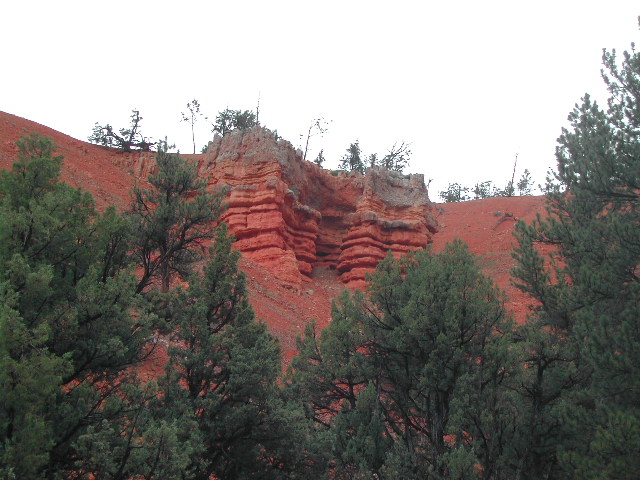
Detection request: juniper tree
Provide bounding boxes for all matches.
[0,134,152,479]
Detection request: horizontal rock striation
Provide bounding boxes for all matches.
[198,126,438,288]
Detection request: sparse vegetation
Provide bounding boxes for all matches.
[89,109,157,152]
[211,108,257,137]
[313,148,325,167]
[182,99,207,154]
[339,140,412,174]
[301,117,330,161]
[380,141,411,171]
[339,140,364,173]
[440,169,536,202]
[439,181,470,202]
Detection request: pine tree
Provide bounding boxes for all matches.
[339,141,365,173]
[129,145,225,293]
[365,242,518,477]
[512,21,640,478]
[290,241,519,478]
[159,225,299,479]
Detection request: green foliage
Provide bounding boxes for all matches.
[339,140,365,174]
[129,145,226,293]
[89,109,156,152]
[290,241,519,478]
[331,383,391,478]
[339,140,411,174]
[0,133,311,479]
[314,148,326,167]
[441,173,536,202]
[1,132,333,479]
[0,134,152,478]
[0,280,71,479]
[472,180,494,200]
[380,141,411,172]
[211,108,257,137]
[516,169,533,195]
[512,24,640,478]
[159,225,303,479]
[439,182,470,202]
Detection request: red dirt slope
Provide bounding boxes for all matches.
[431,196,547,324]
[0,111,143,209]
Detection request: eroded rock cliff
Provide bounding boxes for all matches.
[199,127,438,288]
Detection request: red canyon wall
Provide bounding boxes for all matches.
[199,127,439,288]
[0,112,439,289]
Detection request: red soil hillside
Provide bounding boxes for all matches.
[431,196,547,324]
[0,111,143,209]
[0,111,547,363]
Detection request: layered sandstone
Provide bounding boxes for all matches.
[199,127,438,287]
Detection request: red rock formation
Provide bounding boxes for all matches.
[0,110,438,289]
[200,127,439,287]
[337,169,438,288]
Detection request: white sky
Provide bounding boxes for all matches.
[2,1,638,199]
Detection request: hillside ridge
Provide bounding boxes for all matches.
[0,111,545,359]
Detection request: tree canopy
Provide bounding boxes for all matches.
[129,145,225,293]
[211,108,257,137]
[289,241,520,478]
[512,23,640,478]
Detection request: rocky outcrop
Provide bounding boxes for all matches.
[199,127,438,288]
[337,170,438,288]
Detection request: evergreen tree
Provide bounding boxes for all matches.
[211,108,257,137]
[129,145,225,293]
[512,22,640,478]
[364,242,518,478]
[0,134,152,478]
[339,141,365,173]
[331,383,391,478]
[290,241,519,478]
[160,225,303,479]
[89,110,156,152]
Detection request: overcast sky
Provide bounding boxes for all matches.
[2,1,639,199]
